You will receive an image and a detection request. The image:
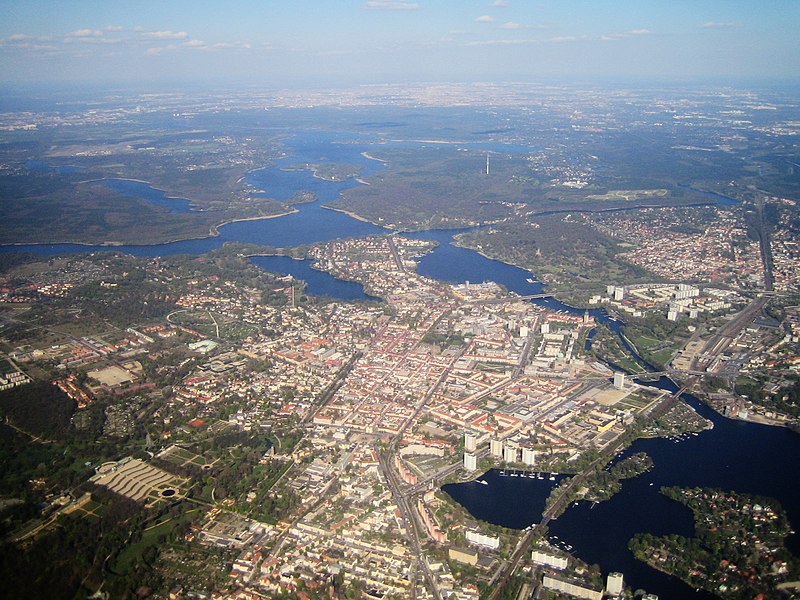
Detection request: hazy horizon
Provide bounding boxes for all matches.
[3,1,799,88]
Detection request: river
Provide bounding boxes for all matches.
[4,130,798,597]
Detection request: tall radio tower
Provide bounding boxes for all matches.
[486,152,490,176]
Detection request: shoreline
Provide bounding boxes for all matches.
[322,205,383,225]
[245,252,305,261]
[208,208,298,236]
[361,151,388,164]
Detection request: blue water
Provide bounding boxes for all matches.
[94,179,195,214]
[4,130,799,597]
[408,229,544,295]
[442,470,566,530]
[677,184,739,207]
[249,255,379,302]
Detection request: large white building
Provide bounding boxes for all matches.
[464,431,477,452]
[521,447,536,467]
[606,572,624,595]
[463,452,478,472]
[503,442,518,464]
[542,574,602,600]
[466,530,500,550]
[490,438,503,458]
[531,550,568,570]
[613,372,625,390]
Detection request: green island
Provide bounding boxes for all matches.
[629,487,800,599]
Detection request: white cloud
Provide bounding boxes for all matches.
[491,0,508,6]
[549,35,580,43]
[105,25,126,32]
[498,21,549,31]
[142,30,188,40]
[364,1,420,9]
[213,42,253,50]
[0,34,55,50]
[475,15,494,23]
[463,38,538,46]
[600,28,652,41]
[701,21,738,29]
[146,44,177,55]
[69,29,103,37]
[182,39,206,48]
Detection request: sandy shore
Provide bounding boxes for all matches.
[208,209,298,236]
[322,205,381,225]
[361,151,388,164]
[245,252,305,261]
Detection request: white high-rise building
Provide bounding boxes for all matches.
[464,431,477,452]
[606,572,624,595]
[490,438,503,458]
[614,287,624,301]
[463,452,478,472]
[503,442,518,464]
[613,372,625,390]
[521,447,536,467]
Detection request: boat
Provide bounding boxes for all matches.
[477,479,488,486]
[526,277,536,283]
[549,474,556,481]
[537,473,544,480]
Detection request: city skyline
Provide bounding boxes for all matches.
[2,0,799,86]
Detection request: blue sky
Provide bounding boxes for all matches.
[2,0,798,86]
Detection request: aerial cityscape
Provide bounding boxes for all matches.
[1,2,800,600]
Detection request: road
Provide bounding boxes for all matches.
[387,235,406,273]
[302,351,362,424]
[379,451,442,600]
[513,327,538,378]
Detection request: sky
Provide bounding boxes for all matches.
[2,0,799,87]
